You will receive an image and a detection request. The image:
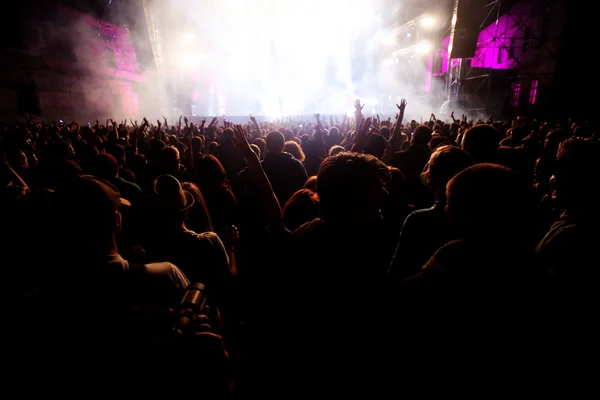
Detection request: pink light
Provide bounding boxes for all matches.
[529,80,538,104]
[425,53,432,95]
[512,83,521,106]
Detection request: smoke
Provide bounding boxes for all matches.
[132,0,478,122]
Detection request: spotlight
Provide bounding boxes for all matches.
[383,35,395,45]
[420,16,436,28]
[181,53,203,66]
[416,41,433,54]
[182,32,196,40]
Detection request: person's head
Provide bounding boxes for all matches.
[553,137,600,214]
[304,175,317,191]
[421,145,473,200]
[252,138,266,157]
[284,140,305,161]
[328,145,345,157]
[151,174,195,226]
[53,140,75,160]
[379,126,390,140]
[221,128,235,141]
[363,134,387,160]
[159,146,181,173]
[317,152,391,226]
[207,141,219,155]
[192,136,203,154]
[386,167,407,200]
[446,163,533,242]
[180,181,214,233]
[195,154,227,191]
[47,159,83,190]
[411,125,433,147]
[283,189,320,231]
[105,144,126,167]
[6,150,28,174]
[429,134,449,151]
[56,175,131,255]
[266,131,285,153]
[462,124,501,163]
[93,153,119,180]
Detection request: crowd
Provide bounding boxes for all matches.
[2,100,599,395]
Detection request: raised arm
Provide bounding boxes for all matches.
[233,125,282,230]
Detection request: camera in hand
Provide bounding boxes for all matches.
[173,282,207,335]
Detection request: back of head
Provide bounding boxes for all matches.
[412,124,433,147]
[283,189,320,231]
[421,145,473,196]
[105,144,126,165]
[284,141,305,161]
[554,137,600,213]
[55,175,127,251]
[266,131,285,153]
[304,175,317,191]
[195,154,226,190]
[317,152,390,225]
[462,124,501,163]
[221,128,234,141]
[160,146,180,171]
[328,145,345,157]
[386,167,406,198]
[47,158,83,190]
[363,134,387,160]
[93,153,119,180]
[446,163,532,242]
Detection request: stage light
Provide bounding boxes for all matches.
[383,35,395,45]
[182,32,196,40]
[382,59,393,66]
[420,16,436,28]
[416,41,433,54]
[181,53,203,66]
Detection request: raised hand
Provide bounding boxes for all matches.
[354,99,364,112]
[357,117,372,140]
[233,125,252,156]
[396,99,407,111]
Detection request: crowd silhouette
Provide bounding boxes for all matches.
[2,102,599,395]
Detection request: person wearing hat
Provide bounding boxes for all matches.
[145,174,237,335]
[50,175,190,308]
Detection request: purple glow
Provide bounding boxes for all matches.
[425,54,432,95]
[31,2,144,117]
[512,83,521,106]
[529,80,538,104]
[439,0,551,70]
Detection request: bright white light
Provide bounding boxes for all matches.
[181,0,376,114]
[182,32,196,40]
[407,32,412,37]
[382,59,393,66]
[420,16,437,28]
[181,53,203,67]
[416,41,433,54]
[383,35,395,45]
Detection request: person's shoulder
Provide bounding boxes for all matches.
[187,230,224,245]
[142,261,189,289]
[117,177,142,191]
